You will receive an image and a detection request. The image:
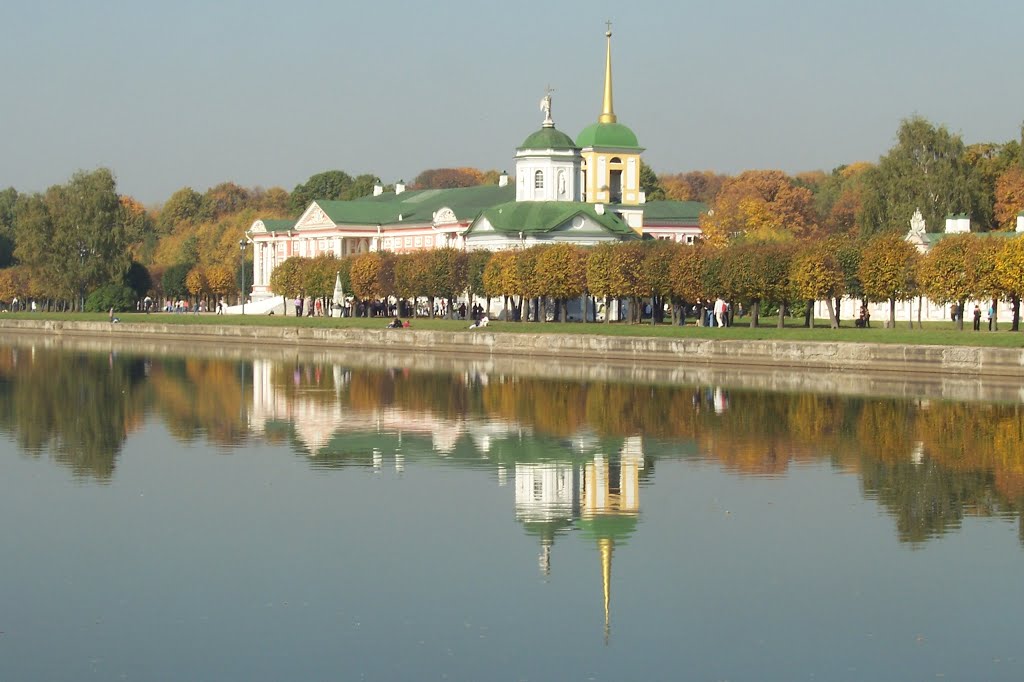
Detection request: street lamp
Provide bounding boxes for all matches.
[239,239,248,315]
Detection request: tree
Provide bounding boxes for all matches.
[349,253,383,302]
[156,187,203,234]
[669,244,713,322]
[347,174,381,200]
[994,166,1024,231]
[918,234,986,330]
[162,262,193,300]
[639,161,665,201]
[790,242,844,328]
[700,170,818,245]
[659,171,727,203]
[14,168,130,309]
[638,241,679,324]
[268,256,307,311]
[860,116,983,236]
[205,264,235,301]
[200,182,251,221]
[534,244,587,321]
[123,261,152,298]
[303,254,342,302]
[424,247,468,317]
[995,236,1024,331]
[0,187,20,268]
[858,232,920,327]
[185,267,209,300]
[412,168,484,189]
[290,171,354,214]
[255,187,291,215]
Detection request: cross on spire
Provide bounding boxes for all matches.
[605,19,612,36]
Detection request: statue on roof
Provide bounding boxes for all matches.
[539,85,554,127]
[909,208,926,236]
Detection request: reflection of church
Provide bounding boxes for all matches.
[247,358,646,639]
[514,435,644,640]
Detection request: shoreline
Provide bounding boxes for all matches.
[0,318,1022,382]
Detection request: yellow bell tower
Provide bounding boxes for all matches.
[577,22,646,231]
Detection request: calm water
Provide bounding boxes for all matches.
[1,337,1023,681]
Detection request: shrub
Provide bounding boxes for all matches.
[85,284,137,312]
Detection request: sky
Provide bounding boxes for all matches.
[2,0,1023,206]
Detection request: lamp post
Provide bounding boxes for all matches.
[239,239,248,315]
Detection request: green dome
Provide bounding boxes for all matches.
[519,126,578,151]
[576,122,640,149]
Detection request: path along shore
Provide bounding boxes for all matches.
[0,318,1022,383]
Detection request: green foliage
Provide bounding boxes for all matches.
[466,250,492,297]
[669,245,712,302]
[124,261,152,297]
[269,256,307,299]
[858,232,920,324]
[14,168,131,308]
[303,254,342,299]
[639,161,665,201]
[918,234,984,305]
[162,262,193,299]
[199,182,251,221]
[860,117,983,235]
[156,187,203,234]
[290,170,355,214]
[84,283,137,312]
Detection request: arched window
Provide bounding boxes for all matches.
[534,170,544,189]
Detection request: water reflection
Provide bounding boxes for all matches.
[1,338,1023,554]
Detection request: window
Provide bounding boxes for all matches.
[534,170,544,189]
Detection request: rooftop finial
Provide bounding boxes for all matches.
[539,84,555,128]
[599,21,617,124]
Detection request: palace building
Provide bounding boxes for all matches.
[246,26,705,303]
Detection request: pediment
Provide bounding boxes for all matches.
[295,202,335,230]
[433,206,458,225]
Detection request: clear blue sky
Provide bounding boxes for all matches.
[2,0,1022,206]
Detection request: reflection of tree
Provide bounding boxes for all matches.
[0,348,146,481]
[148,357,249,446]
[860,456,995,544]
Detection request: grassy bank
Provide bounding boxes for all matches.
[4,311,1023,348]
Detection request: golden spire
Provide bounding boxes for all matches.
[599,21,617,124]
[600,537,613,644]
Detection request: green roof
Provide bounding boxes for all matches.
[576,121,641,150]
[308,184,514,227]
[256,219,296,233]
[642,200,707,225]
[519,126,578,151]
[472,201,637,237]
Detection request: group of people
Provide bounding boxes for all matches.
[693,298,731,327]
[971,303,997,331]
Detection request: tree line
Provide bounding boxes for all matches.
[0,115,1022,311]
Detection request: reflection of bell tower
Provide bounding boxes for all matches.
[578,436,644,642]
[514,462,581,575]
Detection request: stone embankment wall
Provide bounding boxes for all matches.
[0,319,1022,380]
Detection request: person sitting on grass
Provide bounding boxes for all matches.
[469,315,489,329]
[386,317,404,329]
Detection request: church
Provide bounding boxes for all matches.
[246,26,704,302]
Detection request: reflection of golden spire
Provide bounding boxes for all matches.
[599,21,617,124]
[600,537,613,643]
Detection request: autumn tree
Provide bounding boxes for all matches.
[669,244,714,324]
[918,234,988,330]
[156,187,203,234]
[483,250,517,318]
[269,256,307,313]
[205,264,236,302]
[412,168,485,189]
[348,252,383,304]
[199,182,251,221]
[466,250,492,309]
[0,187,17,268]
[424,247,467,318]
[185,267,209,301]
[659,171,727,203]
[858,232,920,327]
[638,241,679,324]
[994,166,1024,231]
[534,244,587,322]
[700,170,818,245]
[860,116,983,236]
[995,236,1024,330]
[790,241,844,328]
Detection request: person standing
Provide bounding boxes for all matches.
[973,304,981,331]
[988,303,996,331]
[714,297,726,328]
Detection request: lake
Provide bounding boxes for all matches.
[0,334,1022,681]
